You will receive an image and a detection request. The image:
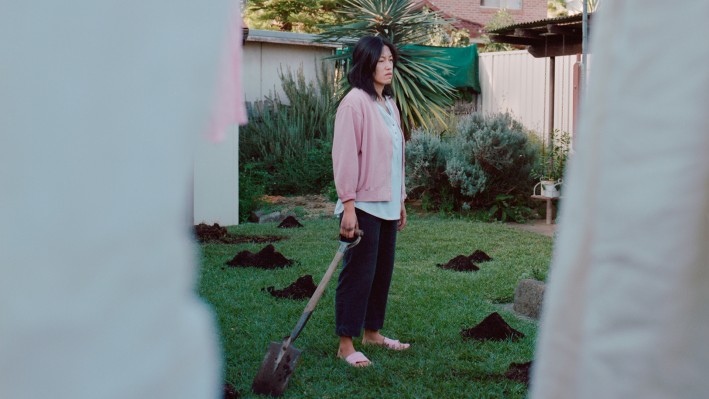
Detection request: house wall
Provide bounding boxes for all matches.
[193,124,240,226]
[242,32,338,103]
[194,31,339,226]
[424,0,548,34]
[478,50,579,141]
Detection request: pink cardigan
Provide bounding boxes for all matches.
[332,88,406,203]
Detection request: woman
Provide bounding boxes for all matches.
[331,35,410,368]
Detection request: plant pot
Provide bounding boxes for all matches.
[541,180,561,198]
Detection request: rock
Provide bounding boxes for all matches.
[257,211,283,224]
[513,279,546,319]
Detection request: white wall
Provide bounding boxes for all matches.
[190,31,338,227]
[479,50,579,141]
[242,36,337,103]
[193,124,239,226]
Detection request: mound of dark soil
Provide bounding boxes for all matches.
[469,249,493,263]
[278,215,303,228]
[504,361,532,385]
[223,383,240,399]
[438,255,480,271]
[461,312,525,341]
[195,223,227,241]
[266,275,317,299]
[226,244,293,269]
[194,223,286,244]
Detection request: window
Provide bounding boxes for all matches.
[481,0,522,9]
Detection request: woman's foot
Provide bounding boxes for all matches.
[338,336,371,367]
[337,349,371,367]
[362,330,410,351]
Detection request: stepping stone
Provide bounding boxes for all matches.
[513,279,546,319]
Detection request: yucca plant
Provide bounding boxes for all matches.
[316,0,457,134]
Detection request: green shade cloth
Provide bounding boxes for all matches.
[402,44,480,93]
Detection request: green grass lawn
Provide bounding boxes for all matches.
[197,214,552,398]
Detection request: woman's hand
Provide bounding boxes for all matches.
[397,201,407,231]
[340,200,359,238]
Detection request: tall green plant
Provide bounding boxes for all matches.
[240,63,337,165]
[532,129,571,182]
[239,63,338,195]
[316,0,457,133]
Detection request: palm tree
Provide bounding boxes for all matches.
[316,0,457,134]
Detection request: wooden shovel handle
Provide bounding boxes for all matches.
[288,231,363,343]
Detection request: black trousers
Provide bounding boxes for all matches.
[335,208,398,337]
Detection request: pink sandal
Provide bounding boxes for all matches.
[337,350,372,367]
[362,336,411,351]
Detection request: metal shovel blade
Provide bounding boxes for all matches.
[251,341,302,397]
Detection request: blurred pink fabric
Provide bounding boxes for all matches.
[207,3,248,141]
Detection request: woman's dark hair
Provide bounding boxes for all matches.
[347,36,398,100]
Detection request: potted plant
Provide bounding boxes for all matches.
[533,129,570,198]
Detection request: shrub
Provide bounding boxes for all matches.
[269,140,333,195]
[239,64,337,195]
[406,112,538,218]
[405,129,456,211]
[238,162,271,223]
[448,112,537,204]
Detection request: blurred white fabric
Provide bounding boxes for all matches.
[0,1,231,398]
[530,2,709,399]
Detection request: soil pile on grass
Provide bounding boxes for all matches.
[461,312,525,341]
[226,244,293,269]
[195,223,227,241]
[195,223,286,244]
[223,383,240,399]
[438,255,480,271]
[266,275,317,299]
[504,361,532,385]
[278,216,303,228]
[469,249,493,263]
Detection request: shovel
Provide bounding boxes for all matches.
[251,230,363,397]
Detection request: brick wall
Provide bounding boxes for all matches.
[425,0,548,35]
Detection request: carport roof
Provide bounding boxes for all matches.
[246,29,342,49]
[486,13,593,58]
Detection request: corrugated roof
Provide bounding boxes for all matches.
[487,13,591,34]
[246,29,342,48]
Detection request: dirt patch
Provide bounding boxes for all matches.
[195,223,286,244]
[504,361,532,385]
[461,312,525,341]
[438,255,480,271]
[261,194,335,220]
[469,250,493,263]
[278,216,304,228]
[226,244,294,269]
[265,275,317,300]
[223,383,240,399]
